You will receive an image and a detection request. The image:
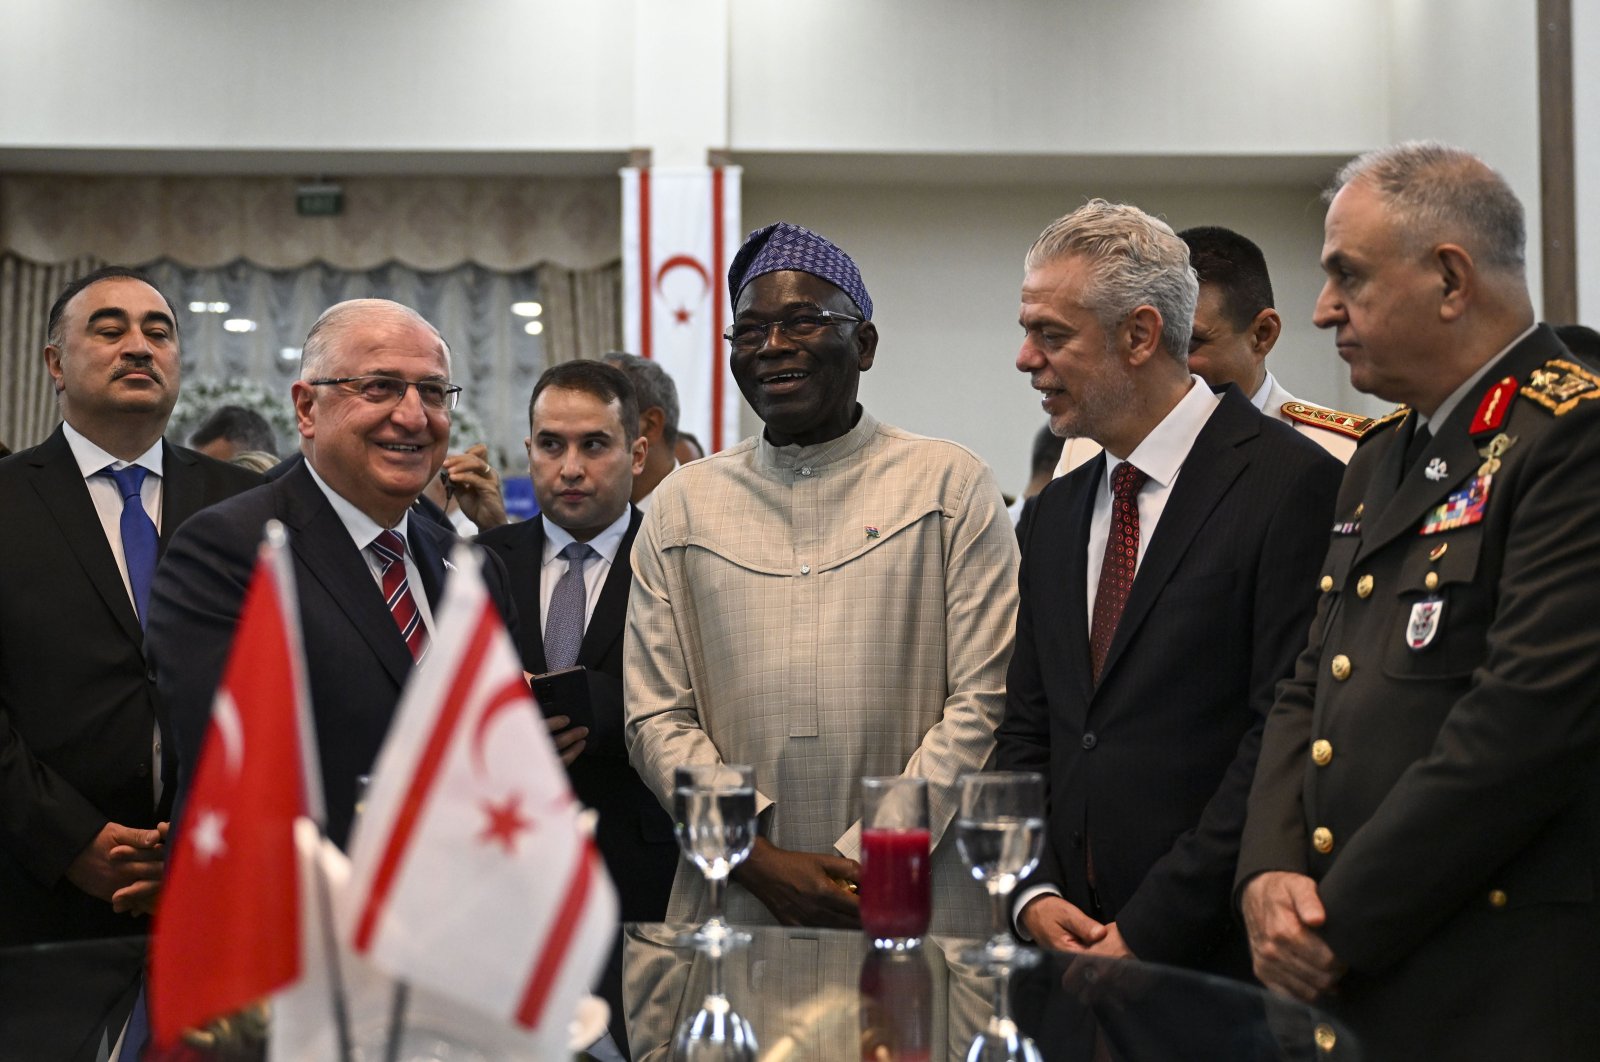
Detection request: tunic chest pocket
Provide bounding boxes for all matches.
[1381,528,1490,680]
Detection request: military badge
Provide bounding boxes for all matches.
[1419,474,1491,535]
[1477,432,1517,476]
[1332,502,1363,536]
[1424,457,1449,481]
[1522,359,1600,415]
[1407,598,1443,649]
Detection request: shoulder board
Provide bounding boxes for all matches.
[1279,401,1377,440]
[1521,358,1600,415]
[1352,405,1409,445]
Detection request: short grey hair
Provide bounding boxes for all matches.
[299,299,449,380]
[1026,199,1198,363]
[601,352,680,442]
[1331,141,1526,274]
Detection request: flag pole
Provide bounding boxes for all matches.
[382,981,410,1062]
[265,522,354,1062]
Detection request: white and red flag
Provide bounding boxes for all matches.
[150,522,320,1045]
[621,165,744,453]
[340,545,616,1036]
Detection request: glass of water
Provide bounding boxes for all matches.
[674,763,758,947]
[955,771,1046,968]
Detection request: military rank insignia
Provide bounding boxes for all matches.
[1420,475,1491,535]
[1332,502,1363,536]
[1522,359,1600,415]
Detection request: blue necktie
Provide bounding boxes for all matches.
[102,465,159,627]
[544,542,596,670]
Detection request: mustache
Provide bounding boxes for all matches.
[111,360,165,385]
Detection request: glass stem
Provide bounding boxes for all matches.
[989,884,1010,944]
[706,872,727,926]
[707,940,727,1000]
[991,963,1012,1025]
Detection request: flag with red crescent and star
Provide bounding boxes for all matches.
[149,522,320,1046]
[622,165,743,454]
[339,544,616,1035]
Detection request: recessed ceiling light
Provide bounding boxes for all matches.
[223,318,257,333]
[523,321,544,335]
[280,346,303,361]
[512,301,543,318]
[208,301,231,314]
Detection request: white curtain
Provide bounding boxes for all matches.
[0,252,104,451]
[140,258,547,469]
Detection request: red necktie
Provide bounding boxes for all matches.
[371,529,427,661]
[1089,462,1147,684]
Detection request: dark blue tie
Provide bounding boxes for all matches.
[102,465,158,627]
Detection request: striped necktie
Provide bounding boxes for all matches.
[544,541,596,670]
[370,529,427,661]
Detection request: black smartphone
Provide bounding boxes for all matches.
[529,665,592,731]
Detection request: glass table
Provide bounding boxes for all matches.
[622,924,1362,1062]
[1,928,1363,1061]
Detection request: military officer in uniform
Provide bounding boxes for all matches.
[1236,142,1600,1061]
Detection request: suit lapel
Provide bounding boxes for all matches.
[493,520,552,673]
[1097,390,1252,688]
[1354,328,1561,564]
[408,517,451,610]
[28,427,144,644]
[158,440,204,551]
[578,506,642,667]
[277,464,414,687]
[1041,455,1101,707]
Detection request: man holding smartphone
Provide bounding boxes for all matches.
[478,359,675,1056]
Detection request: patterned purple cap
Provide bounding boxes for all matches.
[728,222,872,320]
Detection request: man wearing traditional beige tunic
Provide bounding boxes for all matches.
[624,222,1018,936]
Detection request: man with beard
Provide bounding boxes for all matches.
[998,201,1341,976]
[624,222,1018,935]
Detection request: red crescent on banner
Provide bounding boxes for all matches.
[470,676,536,778]
[654,255,711,299]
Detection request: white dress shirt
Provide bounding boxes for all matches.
[61,422,165,803]
[304,462,437,637]
[538,507,631,634]
[1083,377,1220,624]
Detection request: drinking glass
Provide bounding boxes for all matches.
[955,772,1045,968]
[673,764,758,946]
[671,938,758,1062]
[859,776,932,948]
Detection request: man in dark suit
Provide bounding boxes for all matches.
[147,299,521,850]
[1238,143,1600,1060]
[479,359,675,1056]
[997,200,1342,975]
[0,267,260,947]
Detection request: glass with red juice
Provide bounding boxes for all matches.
[859,776,931,946]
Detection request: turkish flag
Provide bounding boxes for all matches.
[149,525,319,1045]
[340,545,616,1040]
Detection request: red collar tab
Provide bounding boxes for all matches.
[1470,376,1518,435]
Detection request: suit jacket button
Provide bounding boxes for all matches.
[1314,1024,1337,1053]
[1356,574,1374,598]
[1311,739,1333,766]
[1081,732,1097,750]
[1319,575,1333,592]
[1312,826,1334,854]
[1488,888,1508,908]
[1330,655,1352,681]
[1425,571,1440,591]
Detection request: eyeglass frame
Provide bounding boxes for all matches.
[722,309,864,352]
[305,374,463,411]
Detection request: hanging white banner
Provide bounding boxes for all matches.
[621,166,743,454]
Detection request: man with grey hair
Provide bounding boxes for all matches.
[1238,142,1600,1058]
[148,299,522,848]
[997,200,1341,975]
[601,351,681,508]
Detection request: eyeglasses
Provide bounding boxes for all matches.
[723,310,863,353]
[307,375,462,411]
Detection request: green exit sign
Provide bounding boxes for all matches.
[296,184,343,217]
